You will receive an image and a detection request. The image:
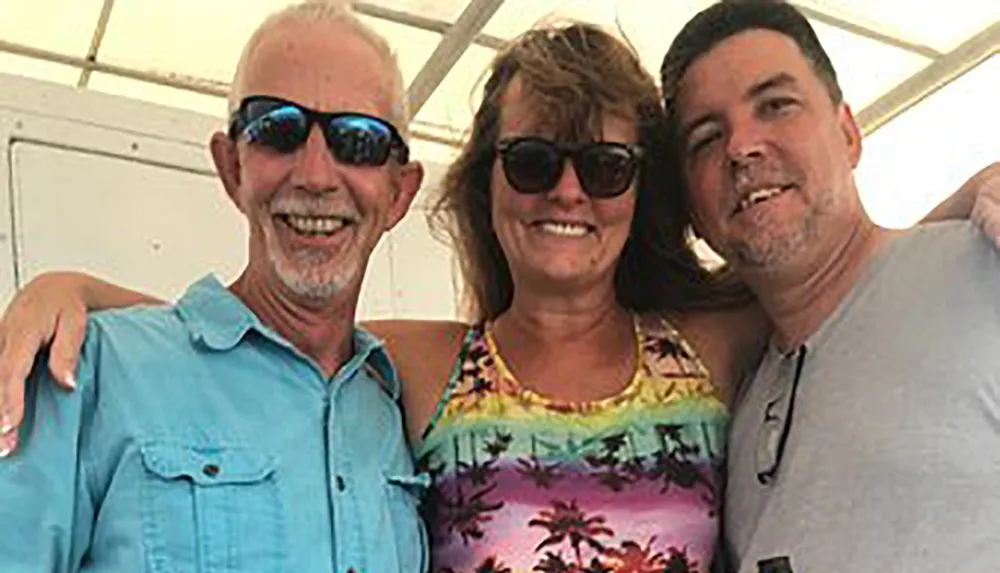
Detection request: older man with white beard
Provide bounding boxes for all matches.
[0,1,427,572]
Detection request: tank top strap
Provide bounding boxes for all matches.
[635,313,711,381]
[420,321,488,440]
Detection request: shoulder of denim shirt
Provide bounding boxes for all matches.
[74,276,220,351]
[70,275,244,386]
[174,274,397,396]
[67,285,181,386]
[81,275,401,398]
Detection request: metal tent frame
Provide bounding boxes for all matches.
[0,0,995,144]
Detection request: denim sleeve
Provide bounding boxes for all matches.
[0,346,98,573]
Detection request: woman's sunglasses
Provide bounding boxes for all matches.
[228,95,409,166]
[496,137,644,198]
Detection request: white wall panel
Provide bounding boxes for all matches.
[11,142,247,300]
[0,116,18,305]
[359,231,397,320]
[389,207,459,320]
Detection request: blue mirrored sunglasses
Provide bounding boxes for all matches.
[228,95,409,166]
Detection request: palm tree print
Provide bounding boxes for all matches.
[440,481,504,544]
[620,432,650,483]
[640,326,701,376]
[662,546,699,573]
[602,538,667,572]
[484,430,513,458]
[647,424,716,507]
[456,433,500,486]
[459,457,498,486]
[642,335,685,362]
[533,552,571,572]
[601,433,627,453]
[537,435,600,459]
[529,500,614,567]
[589,466,633,492]
[418,323,724,572]
[450,335,496,403]
[475,557,512,573]
[532,552,616,573]
[583,432,638,492]
[517,434,563,488]
[581,558,613,573]
[516,456,563,489]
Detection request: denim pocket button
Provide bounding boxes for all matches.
[140,442,286,573]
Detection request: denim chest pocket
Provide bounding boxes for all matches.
[382,473,430,572]
[139,443,286,573]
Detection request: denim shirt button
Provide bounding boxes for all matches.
[202,463,221,477]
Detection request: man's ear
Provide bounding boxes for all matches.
[210,132,243,211]
[837,103,863,169]
[386,160,424,230]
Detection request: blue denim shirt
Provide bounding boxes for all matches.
[0,275,427,573]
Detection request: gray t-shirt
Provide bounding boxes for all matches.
[726,221,1000,572]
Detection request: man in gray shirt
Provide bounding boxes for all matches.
[661,1,1000,571]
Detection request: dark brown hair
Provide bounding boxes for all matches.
[429,22,750,320]
[661,0,843,120]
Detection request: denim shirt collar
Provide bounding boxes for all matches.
[176,275,399,398]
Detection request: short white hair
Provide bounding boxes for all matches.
[228,0,409,138]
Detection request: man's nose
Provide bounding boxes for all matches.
[726,117,768,169]
[292,125,344,193]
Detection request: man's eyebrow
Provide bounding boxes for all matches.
[679,73,801,144]
[746,72,799,100]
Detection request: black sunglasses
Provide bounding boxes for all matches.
[496,137,644,198]
[756,345,807,485]
[228,95,409,166]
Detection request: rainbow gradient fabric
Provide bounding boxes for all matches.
[415,317,727,572]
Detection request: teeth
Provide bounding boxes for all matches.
[737,187,785,213]
[538,222,589,237]
[284,215,348,235]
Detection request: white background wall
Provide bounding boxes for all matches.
[0,72,461,320]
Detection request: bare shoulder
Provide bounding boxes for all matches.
[668,303,771,406]
[364,318,468,340]
[363,319,469,363]
[361,319,469,381]
[361,319,472,441]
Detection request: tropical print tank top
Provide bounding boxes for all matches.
[413,315,728,573]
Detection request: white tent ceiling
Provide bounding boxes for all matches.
[1,0,997,227]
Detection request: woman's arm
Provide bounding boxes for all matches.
[0,272,160,454]
[923,162,1000,244]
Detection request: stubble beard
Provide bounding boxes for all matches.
[728,214,817,271]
